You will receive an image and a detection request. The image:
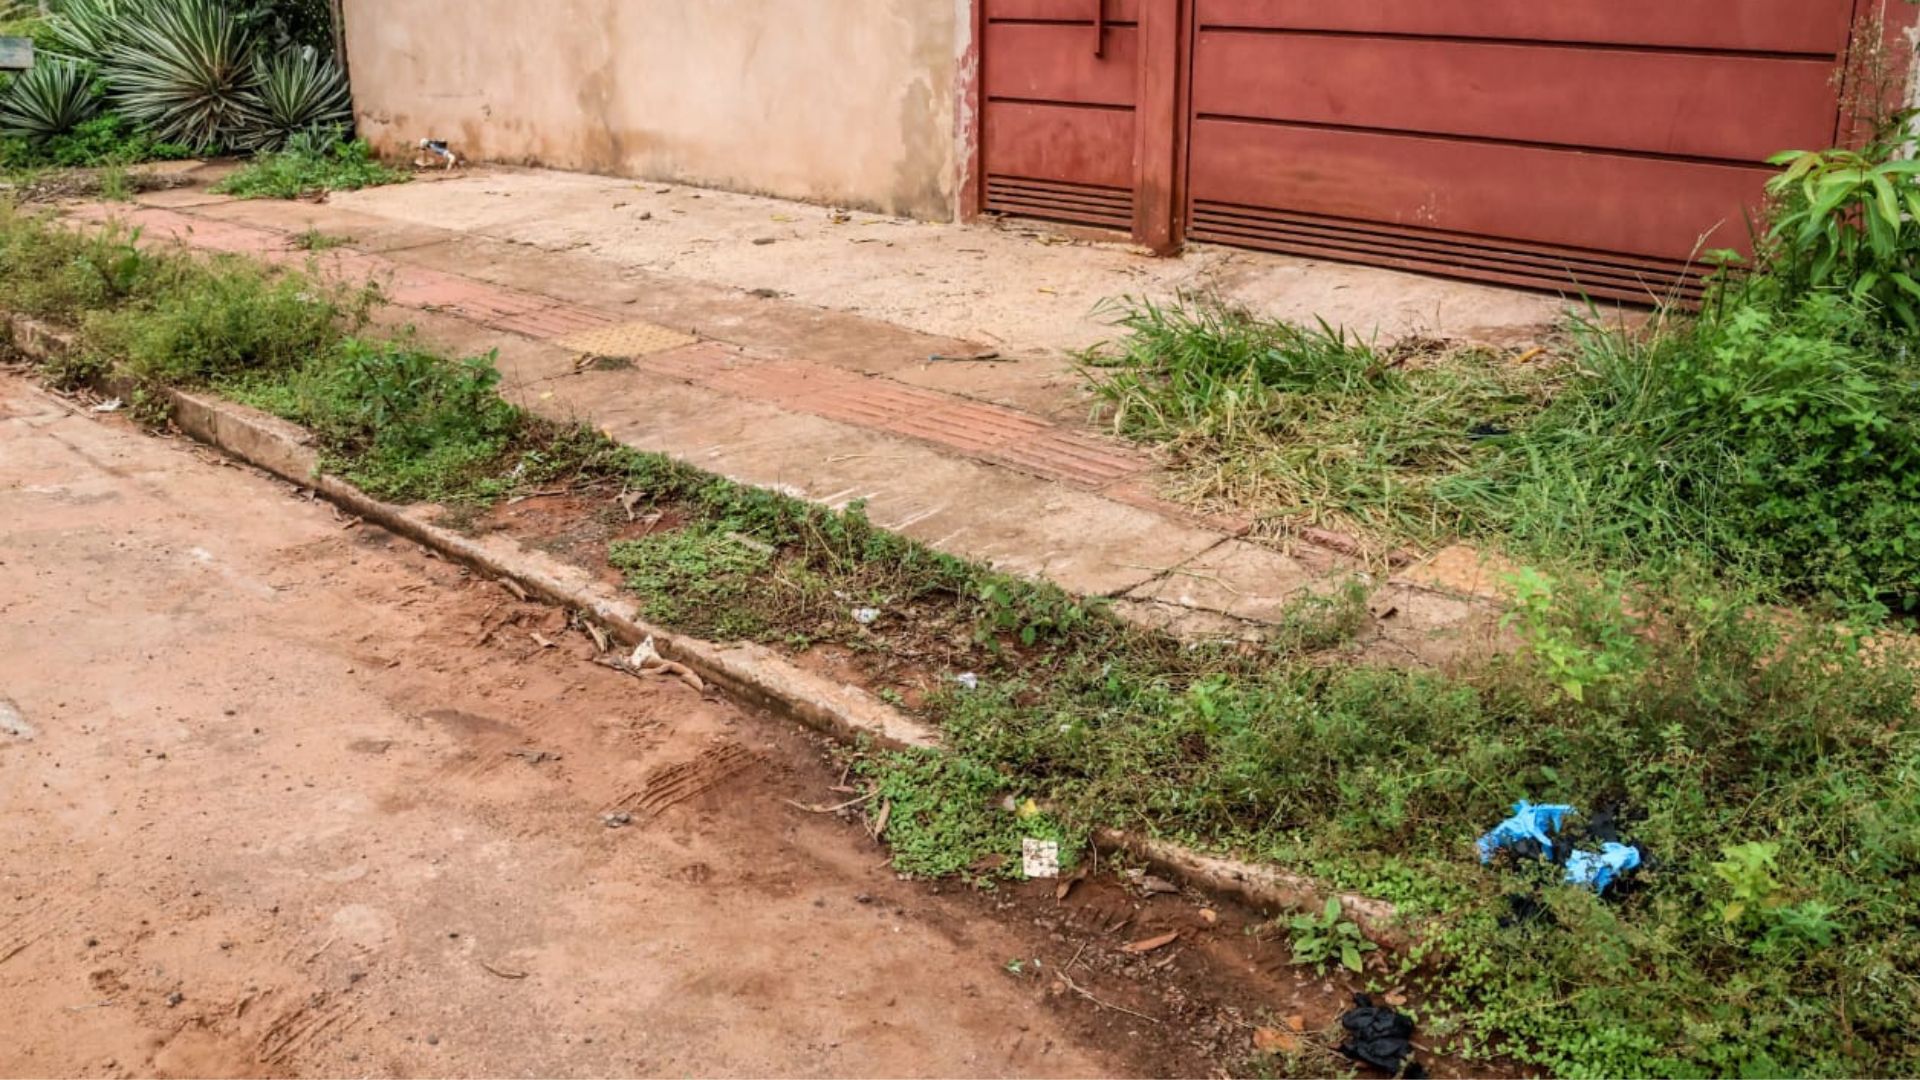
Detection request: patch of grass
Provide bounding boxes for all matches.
[289,227,351,251]
[213,132,407,200]
[1460,290,1920,613]
[1082,298,1555,547]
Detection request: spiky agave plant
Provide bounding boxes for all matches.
[0,59,102,139]
[103,0,259,152]
[235,46,348,150]
[42,0,149,64]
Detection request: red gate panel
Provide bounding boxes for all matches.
[981,0,1142,230]
[1182,0,1867,300]
[975,0,1914,301]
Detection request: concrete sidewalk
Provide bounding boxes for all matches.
[66,164,1533,655]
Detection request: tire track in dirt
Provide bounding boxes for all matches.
[0,896,80,967]
[605,740,760,821]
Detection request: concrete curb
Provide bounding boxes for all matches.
[4,310,1408,945]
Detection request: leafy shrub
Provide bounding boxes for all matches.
[213,129,406,198]
[6,110,193,167]
[104,0,257,152]
[235,45,347,150]
[1764,118,1920,329]
[0,57,99,138]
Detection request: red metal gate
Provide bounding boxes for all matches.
[975,0,1180,250]
[973,0,1912,300]
[1182,0,1867,300]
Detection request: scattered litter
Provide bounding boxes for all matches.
[1476,800,1572,863]
[414,138,463,170]
[601,811,633,828]
[1477,800,1647,895]
[1565,842,1643,894]
[1121,930,1180,954]
[529,632,557,649]
[595,635,706,692]
[926,351,1009,364]
[0,697,35,740]
[90,398,123,413]
[953,672,980,691]
[1197,908,1218,926]
[1021,838,1060,879]
[1339,994,1424,1077]
[851,607,881,626]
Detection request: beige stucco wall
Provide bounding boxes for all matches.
[341,0,968,220]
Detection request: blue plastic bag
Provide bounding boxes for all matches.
[1564,841,1642,895]
[1475,800,1574,863]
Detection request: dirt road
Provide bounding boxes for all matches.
[0,372,1249,1078]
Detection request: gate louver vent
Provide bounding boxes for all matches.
[986,176,1134,231]
[1189,200,1707,305]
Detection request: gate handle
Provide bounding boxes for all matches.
[1092,0,1106,56]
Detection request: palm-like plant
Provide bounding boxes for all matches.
[235,46,348,150]
[0,58,101,139]
[103,0,257,152]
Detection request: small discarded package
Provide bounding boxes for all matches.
[1021,838,1060,879]
[1476,800,1573,863]
[90,398,123,413]
[1477,800,1645,896]
[1564,841,1642,894]
[1338,994,1425,1078]
[851,607,881,626]
[953,672,980,691]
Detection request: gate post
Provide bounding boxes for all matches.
[1133,0,1183,253]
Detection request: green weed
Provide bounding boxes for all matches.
[1284,896,1377,974]
[213,131,407,200]
[289,227,350,251]
[857,749,1076,880]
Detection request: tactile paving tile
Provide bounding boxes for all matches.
[553,320,699,358]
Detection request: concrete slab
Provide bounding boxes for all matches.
[333,167,1573,360]
[1126,538,1326,623]
[184,198,455,253]
[1395,544,1524,602]
[534,371,1222,597]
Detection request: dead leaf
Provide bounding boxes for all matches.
[583,622,609,653]
[869,798,891,840]
[498,578,528,601]
[1121,930,1179,954]
[1054,870,1085,902]
[479,960,528,980]
[968,853,1008,874]
[1253,1025,1300,1054]
[530,632,556,649]
[1138,875,1179,895]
